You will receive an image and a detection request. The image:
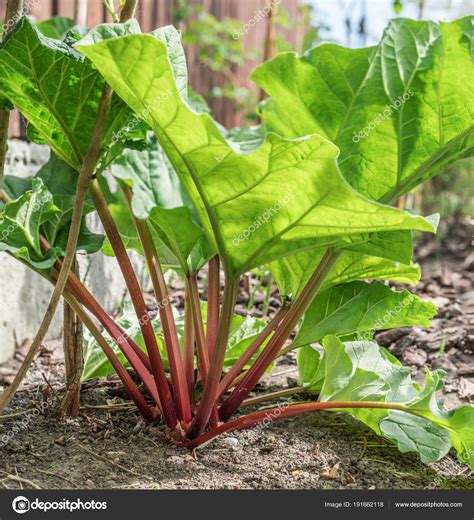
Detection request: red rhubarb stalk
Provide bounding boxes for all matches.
[90,180,177,428]
[64,292,155,422]
[206,256,220,358]
[122,185,191,424]
[58,269,163,411]
[183,290,195,403]
[188,400,408,448]
[219,250,340,422]
[216,305,289,400]
[189,279,238,437]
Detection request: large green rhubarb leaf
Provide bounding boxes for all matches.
[0,179,59,269]
[270,247,422,298]
[109,133,213,274]
[253,17,474,203]
[0,18,154,171]
[76,30,436,278]
[1,162,104,269]
[0,18,106,169]
[294,281,437,347]
[306,337,474,467]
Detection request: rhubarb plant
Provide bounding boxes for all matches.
[0,11,472,470]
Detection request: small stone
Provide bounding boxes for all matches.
[321,463,340,480]
[441,271,453,287]
[453,278,472,293]
[462,253,474,271]
[222,437,240,448]
[458,364,474,377]
[167,456,185,465]
[54,436,66,446]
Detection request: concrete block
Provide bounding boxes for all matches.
[0,141,148,363]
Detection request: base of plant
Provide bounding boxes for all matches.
[161,400,408,449]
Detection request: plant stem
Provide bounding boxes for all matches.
[187,400,408,448]
[219,249,340,422]
[189,278,239,438]
[41,238,153,374]
[186,274,220,426]
[186,274,209,381]
[59,259,83,418]
[183,289,195,403]
[121,184,191,424]
[240,386,306,408]
[206,255,220,358]
[52,266,163,412]
[216,305,289,400]
[0,112,8,192]
[119,0,138,22]
[89,179,177,428]
[0,85,113,414]
[63,292,155,422]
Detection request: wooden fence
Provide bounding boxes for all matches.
[1,0,302,135]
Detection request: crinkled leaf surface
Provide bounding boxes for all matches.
[0,18,106,169]
[404,370,474,469]
[1,157,104,267]
[76,31,436,278]
[302,337,473,467]
[253,17,474,203]
[0,18,156,171]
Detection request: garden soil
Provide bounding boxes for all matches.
[0,223,472,490]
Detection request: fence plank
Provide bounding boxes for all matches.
[57,0,75,19]
[86,0,103,26]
